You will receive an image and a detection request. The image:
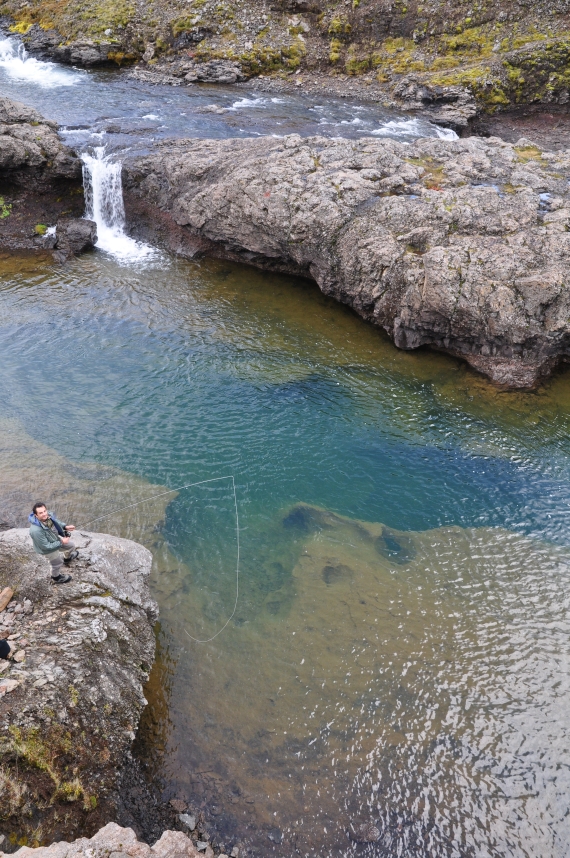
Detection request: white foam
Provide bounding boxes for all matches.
[142,113,160,120]
[371,117,458,140]
[228,97,266,111]
[82,147,160,265]
[435,125,459,140]
[0,37,81,87]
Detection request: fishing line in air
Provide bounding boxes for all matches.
[79,474,240,644]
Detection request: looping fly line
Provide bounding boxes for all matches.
[79,475,239,644]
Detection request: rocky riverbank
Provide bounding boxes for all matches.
[124,132,570,388]
[0,822,228,858]
[4,0,570,119]
[0,529,157,846]
[0,97,95,260]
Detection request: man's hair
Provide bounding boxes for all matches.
[32,502,47,514]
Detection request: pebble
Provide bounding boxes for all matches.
[13,650,26,662]
[0,679,20,694]
[179,813,196,831]
[196,842,208,852]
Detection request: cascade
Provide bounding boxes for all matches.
[81,147,158,263]
[0,36,78,87]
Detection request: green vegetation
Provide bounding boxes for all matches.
[0,197,12,219]
[34,223,47,235]
[0,724,97,821]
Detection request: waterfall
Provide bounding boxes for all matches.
[0,36,78,87]
[81,147,158,263]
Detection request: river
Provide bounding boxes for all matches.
[1,33,570,858]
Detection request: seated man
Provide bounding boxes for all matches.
[28,502,78,584]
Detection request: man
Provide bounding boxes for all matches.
[28,502,78,584]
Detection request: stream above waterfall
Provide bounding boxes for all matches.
[2,31,570,858]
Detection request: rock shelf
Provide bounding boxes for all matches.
[124,132,570,387]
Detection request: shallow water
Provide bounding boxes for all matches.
[0,34,457,155]
[1,251,570,857]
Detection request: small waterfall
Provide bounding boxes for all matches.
[81,147,158,263]
[0,36,78,87]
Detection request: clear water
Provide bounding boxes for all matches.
[2,31,570,858]
[0,34,457,156]
[2,252,570,858]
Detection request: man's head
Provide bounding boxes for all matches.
[32,502,49,522]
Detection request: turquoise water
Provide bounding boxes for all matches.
[2,251,570,857]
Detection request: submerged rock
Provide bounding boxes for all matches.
[349,822,381,842]
[124,133,570,387]
[0,529,157,843]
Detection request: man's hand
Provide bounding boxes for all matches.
[66,525,76,532]
[61,536,70,545]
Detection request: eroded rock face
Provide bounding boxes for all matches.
[0,530,157,843]
[2,823,204,858]
[0,96,80,179]
[0,97,87,256]
[124,133,570,387]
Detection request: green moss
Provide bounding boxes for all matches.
[9,21,31,33]
[430,55,460,70]
[514,144,545,162]
[34,224,47,235]
[439,25,494,58]
[329,37,342,63]
[328,16,351,38]
[0,197,12,219]
[345,44,371,74]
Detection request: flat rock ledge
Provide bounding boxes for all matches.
[0,530,157,845]
[1,823,207,858]
[124,133,570,388]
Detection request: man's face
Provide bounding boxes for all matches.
[35,506,49,522]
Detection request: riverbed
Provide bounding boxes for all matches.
[2,34,570,858]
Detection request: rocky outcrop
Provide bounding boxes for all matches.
[0,97,79,180]
[1,823,209,858]
[20,25,124,67]
[0,97,92,257]
[390,76,477,132]
[124,133,570,387]
[0,529,157,844]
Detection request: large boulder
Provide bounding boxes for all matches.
[0,530,157,844]
[123,133,570,387]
